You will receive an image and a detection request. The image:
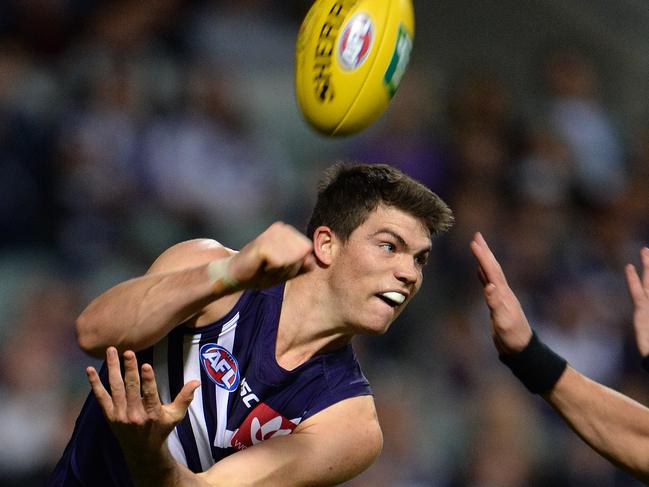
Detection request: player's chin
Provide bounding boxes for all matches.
[351,299,402,335]
[362,324,391,336]
[356,314,397,336]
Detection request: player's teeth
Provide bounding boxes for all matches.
[381,292,405,305]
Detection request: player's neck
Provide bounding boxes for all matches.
[274,274,352,371]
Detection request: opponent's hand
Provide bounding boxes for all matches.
[626,247,649,357]
[227,221,316,289]
[86,347,200,457]
[470,232,533,354]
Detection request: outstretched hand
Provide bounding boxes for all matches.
[87,347,200,458]
[470,232,533,355]
[625,247,649,357]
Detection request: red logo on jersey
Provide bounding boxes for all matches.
[200,343,240,391]
[230,403,300,450]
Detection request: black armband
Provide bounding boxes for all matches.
[499,332,568,394]
[642,355,649,374]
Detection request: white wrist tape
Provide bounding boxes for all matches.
[207,256,239,290]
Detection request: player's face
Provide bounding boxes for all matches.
[329,205,431,335]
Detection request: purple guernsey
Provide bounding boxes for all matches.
[48,284,372,485]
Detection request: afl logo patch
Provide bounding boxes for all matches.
[200,343,240,391]
[337,13,373,71]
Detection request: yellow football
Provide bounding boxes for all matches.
[295,0,414,136]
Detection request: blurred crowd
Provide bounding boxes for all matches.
[1,1,648,486]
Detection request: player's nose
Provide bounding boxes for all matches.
[394,256,419,286]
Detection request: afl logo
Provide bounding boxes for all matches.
[200,343,240,392]
[337,13,373,71]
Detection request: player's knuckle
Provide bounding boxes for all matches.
[495,321,510,333]
[146,409,160,420]
[269,221,285,233]
[126,412,145,425]
[113,413,128,425]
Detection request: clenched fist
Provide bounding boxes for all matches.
[225,222,316,290]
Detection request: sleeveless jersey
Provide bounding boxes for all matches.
[48,284,372,486]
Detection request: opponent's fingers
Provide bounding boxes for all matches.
[476,233,508,283]
[123,351,142,406]
[469,239,483,262]
[87,366,114,420]
[477,263,489,287]
[471,240,507,287]
[641,247,649,291]
[106,347,126,409]
[626,264,647,305]
[140,363,162,415]
[470,232,495,274]
[483,278,525,324]
[167,380,201,423]
[474,232,504,270]
[482,282,504,311]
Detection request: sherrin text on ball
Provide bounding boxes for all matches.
[295,0,414,136]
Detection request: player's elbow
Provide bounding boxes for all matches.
[347,419,384,479]
[365,421,384,466]
[75,312,107,358]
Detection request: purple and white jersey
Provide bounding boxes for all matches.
[48,284,372,486]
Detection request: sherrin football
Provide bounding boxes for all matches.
[295,0,414,136]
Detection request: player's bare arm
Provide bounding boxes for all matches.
[89,349,382,487]
[544,368,649,481]
[471,234,649,481]
[200,395,382,487]
[76,222,315,358]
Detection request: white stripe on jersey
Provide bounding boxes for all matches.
[185,334,213,471]
[154,336,189,468]
[213,312,239,448]
[154,312,241,466]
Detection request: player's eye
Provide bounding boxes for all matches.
[415,254,429,267]
[380,242,396,253]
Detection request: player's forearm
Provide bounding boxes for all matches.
[76,264,222,357]
[544,366,649,480]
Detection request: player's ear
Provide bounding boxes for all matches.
[312,226,335,266]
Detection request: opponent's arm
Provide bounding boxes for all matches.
[471,233,649,481]
[544,367,649,480]
[88,349,382,487]
[77,222,315,358]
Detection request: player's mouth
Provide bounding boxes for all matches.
[376,291,407,308]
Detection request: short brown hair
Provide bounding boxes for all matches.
[306,162,453,241]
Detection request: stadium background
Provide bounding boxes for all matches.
[1,0,649,485]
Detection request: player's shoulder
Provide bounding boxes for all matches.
[147,238,237,274]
